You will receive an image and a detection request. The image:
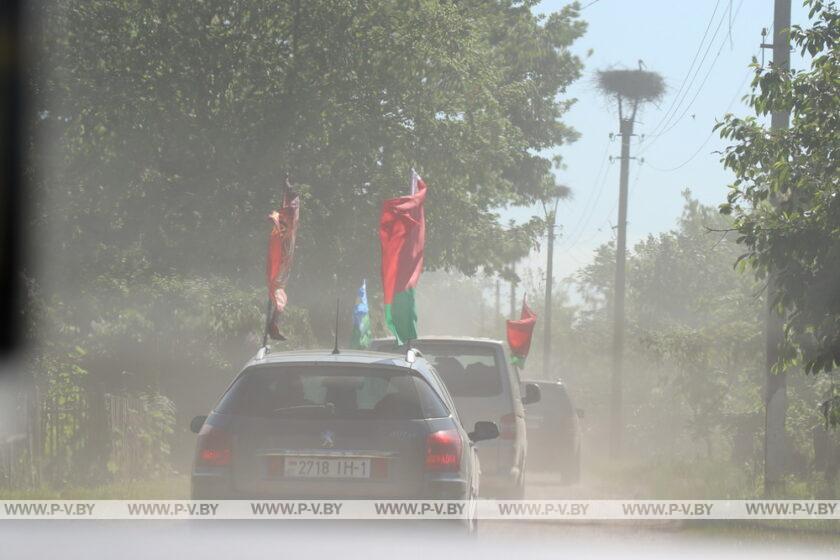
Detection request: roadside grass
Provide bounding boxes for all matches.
[582,457,840,500]
[0,476,190,499]
[580,458,840,537]
[681,520,840,543]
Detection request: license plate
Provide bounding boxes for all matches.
[282,457,371,479]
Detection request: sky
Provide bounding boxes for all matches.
[506,0,810,288]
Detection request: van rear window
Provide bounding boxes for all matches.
[398,343,503,398]
[216,366,449,420]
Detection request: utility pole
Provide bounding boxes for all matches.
[509,262,517,319]
[610,115,633,461]
[763,0,791,497]
[495,278,501,329]
[544,216,555,378]
[541,186,564,379]
[595,63,663,461]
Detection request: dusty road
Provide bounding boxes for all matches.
[480,470,840,556]
[1,516,838,560]
[1,473,838,559]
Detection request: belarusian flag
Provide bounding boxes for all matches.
[379,170,426,345]
[507,296,536,367]
[350,279,372,350]
[266,187,300,341]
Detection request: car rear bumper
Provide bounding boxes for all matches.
[191,472,470,501]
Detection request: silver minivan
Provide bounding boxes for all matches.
[371,337,540,498]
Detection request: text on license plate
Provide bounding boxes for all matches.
[283,457,371,478]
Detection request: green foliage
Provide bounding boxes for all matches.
[107,392,177,479]
[717,1,840,384]
[31,0,587,339]
[566,194,767,460]
[24,1,589,481]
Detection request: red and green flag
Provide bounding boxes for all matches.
[379,170,426,345]
[266,186,300,341]
[507,296,536,368]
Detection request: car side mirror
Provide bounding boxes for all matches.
[190,415,208,434]
[522,383,541,405]
[576,408,585,419]
[469,421,499,443]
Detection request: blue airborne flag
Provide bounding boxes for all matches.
[350,280,372,349]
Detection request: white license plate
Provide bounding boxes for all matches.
[283,457,371,479]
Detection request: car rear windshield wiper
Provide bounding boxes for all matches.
[273,403,336,416]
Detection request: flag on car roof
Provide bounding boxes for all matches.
[350,279,372,350]
[379,169,426,345]
[266,184,300,341]
[507,296,536,367]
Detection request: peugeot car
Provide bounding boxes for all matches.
[190,348,499,511]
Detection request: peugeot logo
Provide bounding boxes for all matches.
[321,430,335,449]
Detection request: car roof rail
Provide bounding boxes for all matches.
[405,347,423,364]
[255,345,270,360]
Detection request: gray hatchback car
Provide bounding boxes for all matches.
[190,349,498,510]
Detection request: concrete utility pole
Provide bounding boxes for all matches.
[509,262,517,319]
[610,114,633,461]
[541,186,564,378]
[495,278,501,328]
[544,218,556,377]
[763,0,791,497]
[595,65,663,460]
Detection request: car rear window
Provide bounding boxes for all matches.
[216,366,449,420]
[530,384,574,417]
[374,342,504,398]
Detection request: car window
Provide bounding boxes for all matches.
[216,365,448,420]
[408,343,504,398]
[530,384,574,417]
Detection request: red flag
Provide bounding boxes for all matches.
[266,188,299,340]
[379,170,426,343]
[506,297,536,367]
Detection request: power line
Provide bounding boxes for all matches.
[564,162,642,252]
[640,0,737,148]
[642,0,723,140]
[649,0,746,141]
[645,61,752,173]
[555,138,612,251]
[557,162,614,251]
[639,0,746,157]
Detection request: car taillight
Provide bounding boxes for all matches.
[499,413,517,440]
[196,424,232,467]
[425,429,462,472]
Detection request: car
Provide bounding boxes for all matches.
[370,337,541,498]
[522,379,581,484]
[189,347,498,526]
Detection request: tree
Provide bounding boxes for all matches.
[572,193,767,459]
[30,0,587,339]
[717,0,839,424]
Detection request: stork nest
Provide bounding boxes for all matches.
[596,69,665,102]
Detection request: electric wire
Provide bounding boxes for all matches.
[641,0,723,142]
[554,138,611,251]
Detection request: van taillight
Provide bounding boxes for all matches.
[499,413,517,440]
[425,429,462,472]
[196,424,232,467]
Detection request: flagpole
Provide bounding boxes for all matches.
[261,298,273,349]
